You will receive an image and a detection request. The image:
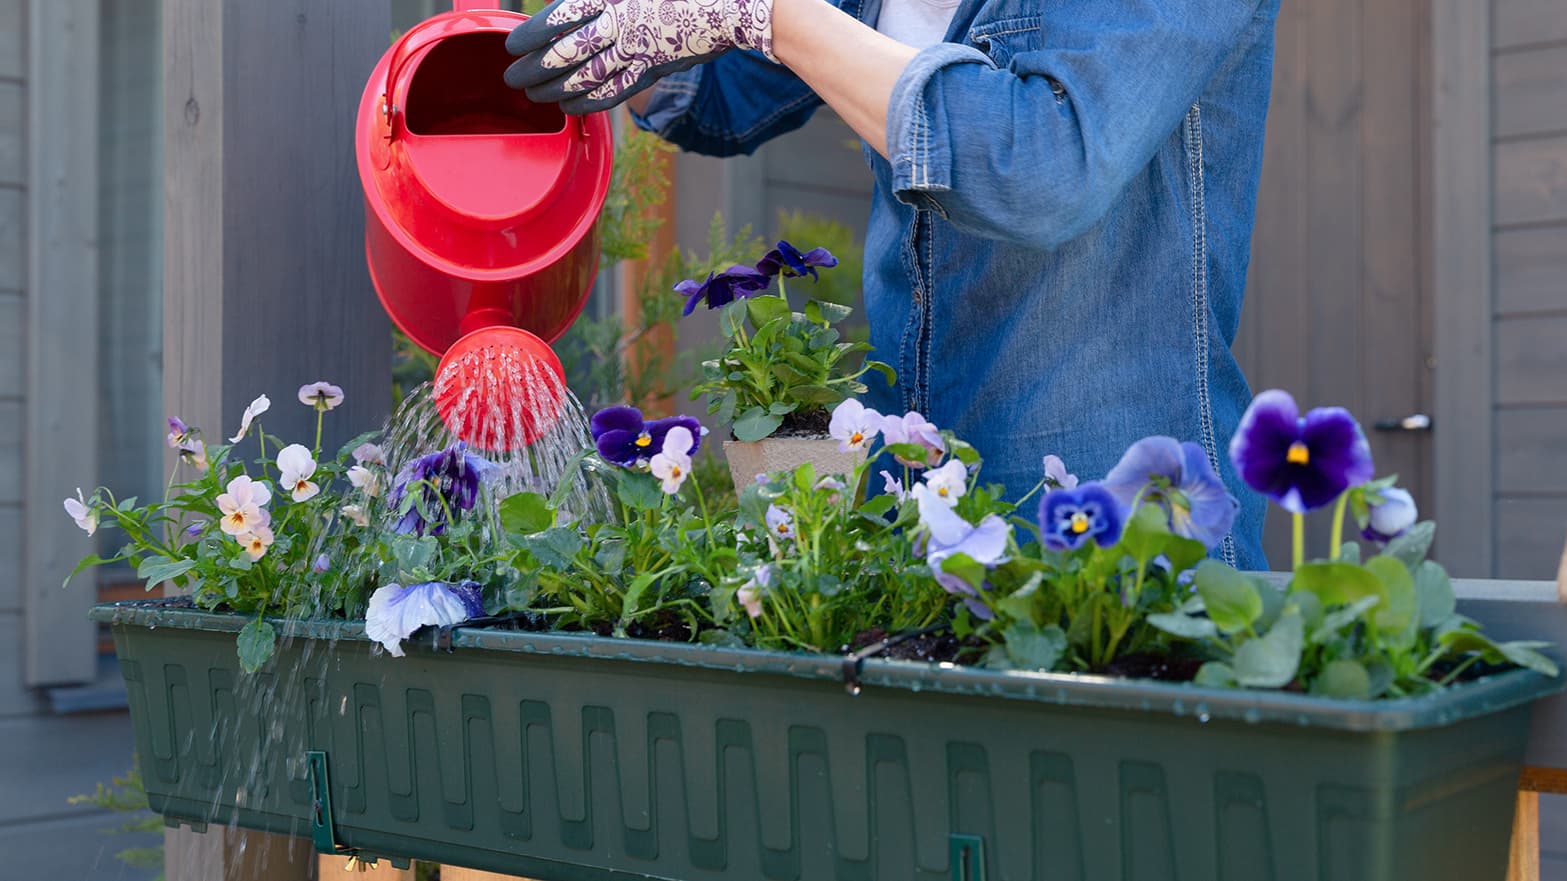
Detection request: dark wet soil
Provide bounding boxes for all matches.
[776,407,832,437]
[1098,652,1204,683]
[847,627,985,665]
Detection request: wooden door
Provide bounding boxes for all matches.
[1237,0,1433,570]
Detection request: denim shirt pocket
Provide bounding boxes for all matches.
[967,15,1041,68]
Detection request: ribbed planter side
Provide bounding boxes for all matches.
[95,602,1557,881]
[723,437,865,494]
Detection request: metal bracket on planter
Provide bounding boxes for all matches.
[949,833,987,881]
[840,625,944,695]
[307,750,354,858]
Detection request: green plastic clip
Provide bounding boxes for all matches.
[950,833,986,881]
[307,750,346,856]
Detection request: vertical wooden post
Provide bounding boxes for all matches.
[618,120,679,413]
[161,1,391,878]
[318,854,417,880]
[23,0,99,687]
[1507,790,1540,881]
[442,866,540,881]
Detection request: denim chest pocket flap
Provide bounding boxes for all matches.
[968,15,1042,66]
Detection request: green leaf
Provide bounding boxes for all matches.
[526,527,586,570]
[1002,622,1067,671]
[1233,609,1304,689]
[863,359,897,386]
[1498,642,1561,678]
[136,556,197,588]
[858,494,897,518]
[1291,561,1385,606]
[882,443,931,467]
[1194,559,1263,635]
[1413,560,1457,629]
[335,429,383,462]
[1287,589,1324,632]
[732,408,784,442]
[64,553,117,588]
[1164,536,1210,576]
[1383,521,1436,571]
[615,472,665,511]
[767,400,798,416]
[811,300,853,324]
[499,492,555,535]
[940,553,987,590]
[1195,662,1237,688]
[1146,612,1220,640]
[790,385,843,405]
[1117,505,1170,564]
[1308,595,1381,644]
[1365,556,1416,637]
[1311,660,1372,699]
[1336,542,1362,564]
[746,294,791,328]
[621,571,661,621]
[719,300,749,338]
[947,438,982,467]
[714,389,738,424]
[236,618,276,674]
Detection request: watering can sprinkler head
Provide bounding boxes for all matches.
[434,325,567,452]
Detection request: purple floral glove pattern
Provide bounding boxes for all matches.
[504,0,774,113]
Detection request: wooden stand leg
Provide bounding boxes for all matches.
[316,854,417,879]
[1507,789,1540,881]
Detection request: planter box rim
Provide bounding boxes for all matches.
[92,599,1563,733]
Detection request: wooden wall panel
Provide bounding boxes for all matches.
[1496,497,1567,581]
[0,0,20,80]
[1494,0,1567,51]
[1496,227,1567,315]
[0,293,19,398]
[0,81,19,186]
[1496,316,1567,405]
[0,399,18,504]
[0,506,19,612]
[1495,46,1567,141]
[1496,408,1567,496]
[1495,135,1567,227]
[0,188,20,291]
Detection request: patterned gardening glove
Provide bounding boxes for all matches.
[503,0,775,115]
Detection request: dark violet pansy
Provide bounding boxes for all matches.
[388,442,497,536]
[590,406,703,468]
[756,240,839,281]
[1039,483,1127,551]
[1102,436,1238,550]
[677,265,772,316]
[1228,390,1374,514]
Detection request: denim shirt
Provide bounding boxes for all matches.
[635,0,1280,569]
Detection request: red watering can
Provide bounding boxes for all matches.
[355,0,614,449]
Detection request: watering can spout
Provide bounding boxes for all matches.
[356,3,612,451]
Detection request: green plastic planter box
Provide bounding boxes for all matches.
[91,599,1560,881]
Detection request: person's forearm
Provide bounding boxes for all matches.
[770,0,917,158]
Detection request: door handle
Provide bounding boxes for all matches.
[1373,414,1432,433]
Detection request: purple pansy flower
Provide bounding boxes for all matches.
[1229,390,1375,514]
[915,483,1011,619]
[1103,437,1238,549]
[166,416,192,449]
[388,442,498,536]
[590,406,703,468]
[1039,483,1127,551]
[756,240,839,281]
[677,265,772,316]
[1042,454,1078,491]
[881,411,945,468]
[364,580,485,658]
[1362,487,1417,544]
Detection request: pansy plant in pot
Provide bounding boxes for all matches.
[682,240,896,492]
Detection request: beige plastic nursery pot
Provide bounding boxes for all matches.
[723,436,865,493]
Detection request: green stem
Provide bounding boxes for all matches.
[314,409,325,458]
[1292,512,1305,570]
[257,426,271,482]
[1328,492,1349,561]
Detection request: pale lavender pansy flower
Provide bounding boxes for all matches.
[922,459,967,506]
[914,483,1011,619]
[1042,454,1078,491]
[277,444,320,502]
[650,426,694,494]
[229,394,271,444]
[166,416,192,450]
[736,564,773,619]
[352,442,386,466]
[216,475,271,536]
[880,470,907,502]
[881,411,944,467]
[297,381,344,412]
[184,521,205,538]
[364,581,484,658]
[828,398,881,453]
[1363,487,1418,544]
[312,553,331,574]
[63,489,97,536]
[765,504,794,542]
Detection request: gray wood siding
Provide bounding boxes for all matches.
[1492,1,1567,582]
[0,0,25,713]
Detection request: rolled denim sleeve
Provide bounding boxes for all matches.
[887,0,1266,249]
[632,51,824,158]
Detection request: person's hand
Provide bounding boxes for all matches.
[503,0,775,114]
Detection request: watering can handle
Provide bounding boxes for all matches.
[381,3,510,139]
